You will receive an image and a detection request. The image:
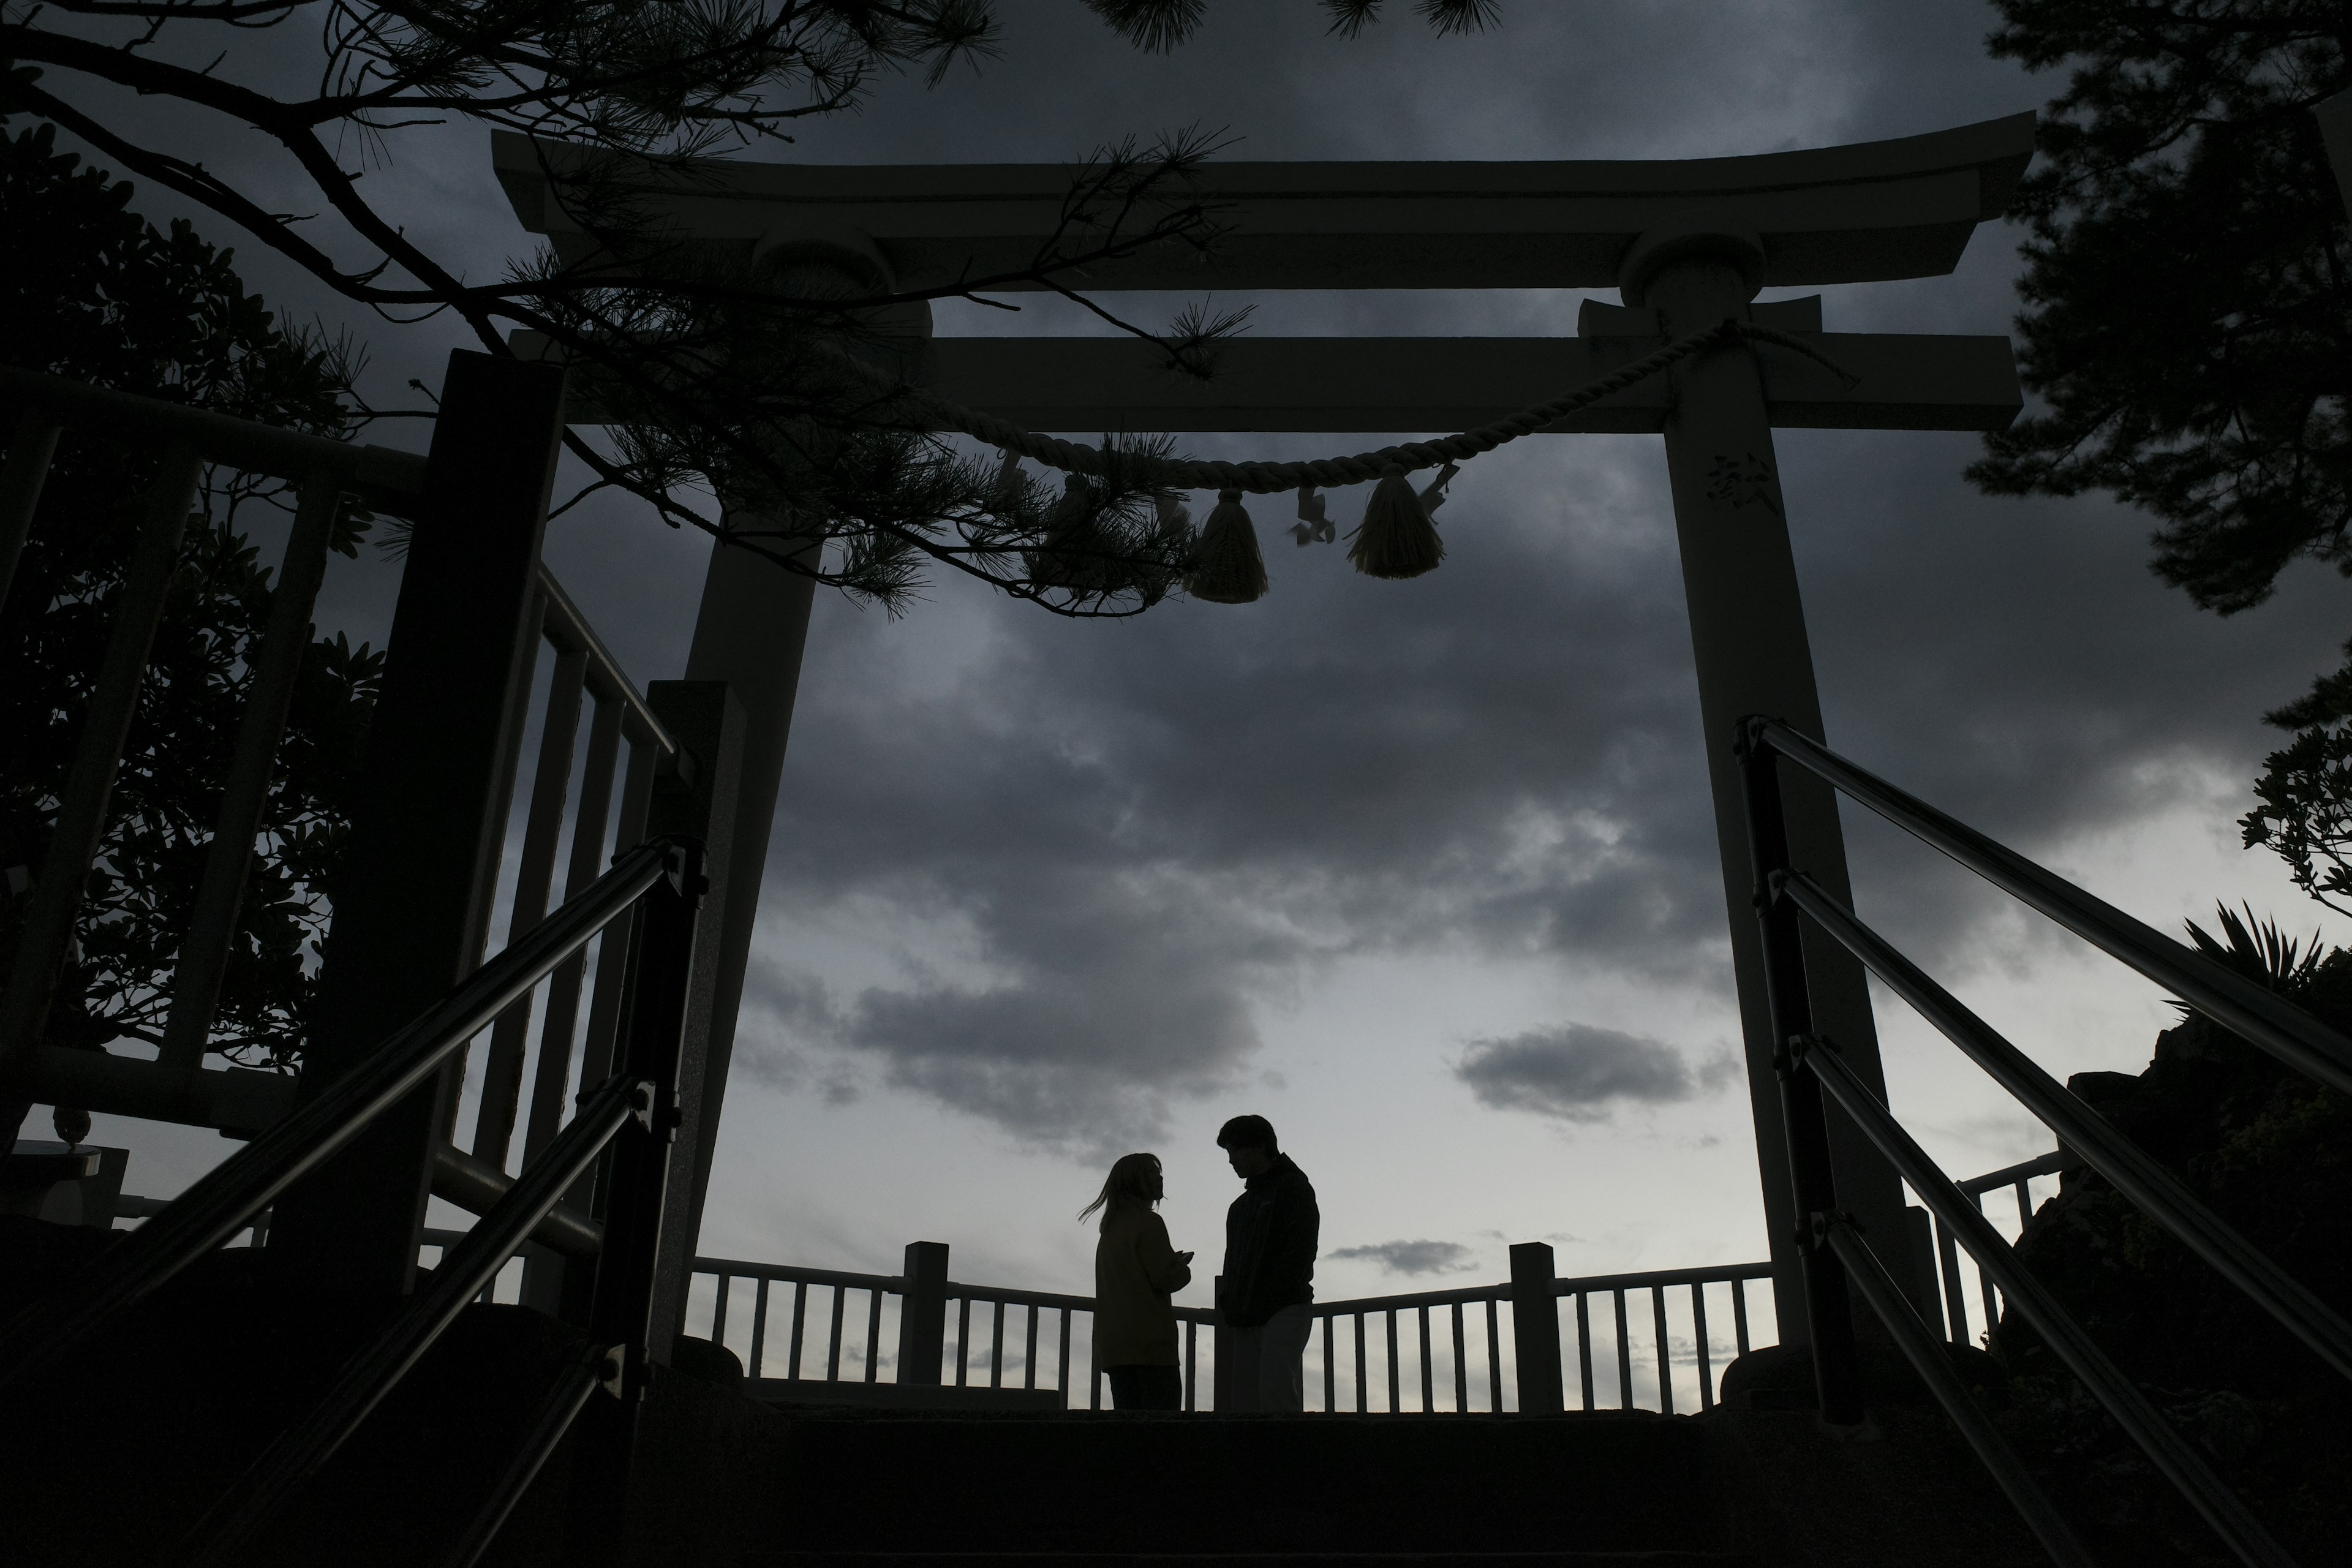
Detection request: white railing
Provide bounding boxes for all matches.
[0,370,433,1131]
[2,361,693,1299]
[0,364,673,1167]
[1924,1147,2076,1349]
[96,1160,2062,1389]
[685,1245,1776,1414]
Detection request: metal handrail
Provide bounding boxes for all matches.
[0,837,674,1396]
[1741,717,2328,1567]
[1778,867,2352,1382]
[186,1074,649,1561]
[431,1352,607,1568]
[1750,717,2352,1096]
[1800,1036,2295,1568]
[1821,1218,2094,1568]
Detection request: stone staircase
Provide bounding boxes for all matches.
[722,1393,2051,1568]
[0,1213,2054,1568]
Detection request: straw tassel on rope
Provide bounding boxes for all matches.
[1346,462,1455,579]
[1185,487,1268,604]
[1027,472,1108,590]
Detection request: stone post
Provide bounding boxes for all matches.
[1629,227,1912,1344]
[636,680,744,1357]
[1508,1242,1564,1414]
[897,1240,949,1386]
[268,352,567,1295]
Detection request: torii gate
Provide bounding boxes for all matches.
[493,113,2032,1347]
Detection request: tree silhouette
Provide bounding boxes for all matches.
[1970,4,2352,911]
[1,121,379,1074]
[1970,2,2351,616]
[1,1,1495,618]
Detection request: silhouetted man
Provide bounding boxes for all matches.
[1215,1114,1317,1412]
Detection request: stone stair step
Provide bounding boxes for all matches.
[756,1555,1760,1566]
[747,1412,1741,1559]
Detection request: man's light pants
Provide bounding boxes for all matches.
[1215,1303,1313,1412]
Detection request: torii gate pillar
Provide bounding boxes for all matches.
[1634,233,1906,1338]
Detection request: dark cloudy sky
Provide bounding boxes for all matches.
[56,2,2352,1352]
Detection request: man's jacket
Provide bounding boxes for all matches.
[1219,1154,1318,1327]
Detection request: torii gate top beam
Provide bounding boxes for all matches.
[492,113,2034,295]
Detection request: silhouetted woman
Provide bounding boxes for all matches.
[1082,1152,1194,1411]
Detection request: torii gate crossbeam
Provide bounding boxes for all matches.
[493,114,2035,1351]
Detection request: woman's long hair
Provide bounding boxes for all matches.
[1078,1152,1163,1230]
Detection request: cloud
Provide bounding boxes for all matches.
[1329,1240,1478,1277]
[1454,1024,1736,1123]
[282,0,2333,1168]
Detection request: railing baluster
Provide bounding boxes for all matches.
[956,1297,971,1386]
[1023,1302,1039,1390]
[521,696,624,1163]
[1485,1298,1502,1413]
[1732,1278,1751,1355]
[748,1278,769,1378]
[2013,1178,2033,1232]
[1974,1193,2002,1335]
[1185,1319,1197,1412]
[865,1289,884,1382]
[542,733,654,1243]
[1450,1302,1468,1413]
[1418,1306,1435,1412]
[711,1271,731,1346]
[1937,1214,1971,1344]
[575,741,657,1093]
[0,442,203,1069]
[1384,1310,1401,1413]
[1651,1287,1673,1414]
[1058,1308,1072,1405]
[1575,1293,1596,1411]
[1322,1313,1336,1413]
[787,1281,807,1379]
[1353,1314,1368,1414]
[990,1297,1005,1388]
[1088,1310,1101,1409]
[0,409,62,626]
[157,469,343,1075]
[1613,1289,1634,1409]
[1692,1283,1713,1411]
[826,1286,847,1380]
[472,641,589,1166]
[440,582,548,1142]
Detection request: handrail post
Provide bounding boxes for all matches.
[896,1240,949,1386]
[1507,1242,1564,1414]
[1736,720,1865,1425]
[636,679,747,1355]
[564,837,707,1567]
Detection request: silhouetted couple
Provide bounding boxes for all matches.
[1082,1114,1319,1412]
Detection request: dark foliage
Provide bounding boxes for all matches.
[1970,2,2352,616]
[1985,907,2352,1561]
[2243,638,2352,915]
[0,121,378,1073]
